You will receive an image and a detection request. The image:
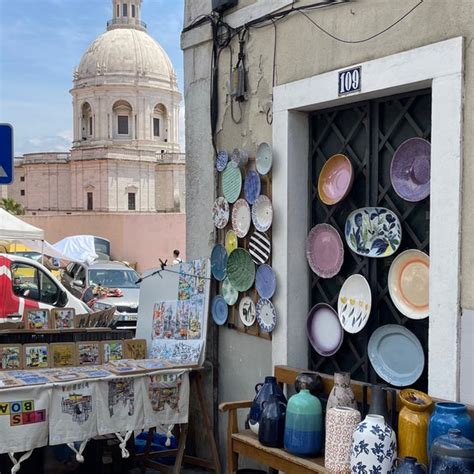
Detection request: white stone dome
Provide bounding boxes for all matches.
[76,27,177,88]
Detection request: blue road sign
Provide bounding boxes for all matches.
[0,124,13,185]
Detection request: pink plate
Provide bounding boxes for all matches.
[306,223,344,278]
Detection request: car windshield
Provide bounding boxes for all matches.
[88,269,139,289]
[11,252,42,261]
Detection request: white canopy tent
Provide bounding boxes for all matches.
[0,208,44,240]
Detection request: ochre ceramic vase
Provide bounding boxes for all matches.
[284,388,323,456]
[325,407,361,473]
[429,429,474,473]
[327,372,357,412]
[398,388,433,466]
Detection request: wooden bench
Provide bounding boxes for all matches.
[219,365,474,474]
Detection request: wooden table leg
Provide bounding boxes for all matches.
[173,424,188,474]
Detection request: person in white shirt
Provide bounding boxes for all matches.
[173,249,182,265]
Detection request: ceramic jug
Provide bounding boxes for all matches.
[367,384,396,427]
[284,388,323,456]
[249,376,287,435]
[429,429,474,473]
[350,414,397,473]
[325,407,361,473]
[428,402,474,451]
[327,372,358,412]
[258,394,286,448]
[398,389,432,466]
[295,372,324,396]
[395,456,426,473]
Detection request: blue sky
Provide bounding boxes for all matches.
[0,0,185,155]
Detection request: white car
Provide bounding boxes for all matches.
[0,254,90,319]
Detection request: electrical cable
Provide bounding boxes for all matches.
[298,0,424,44]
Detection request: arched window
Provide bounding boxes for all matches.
[153,104,168,141]
[113,100,133,138]
[81,102,93,140]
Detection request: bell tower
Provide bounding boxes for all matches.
[109,0,145,30]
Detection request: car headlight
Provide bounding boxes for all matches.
[93,301,114,311]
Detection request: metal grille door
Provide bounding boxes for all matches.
[309,90,431,390]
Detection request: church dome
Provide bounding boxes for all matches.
[76,27,177,88]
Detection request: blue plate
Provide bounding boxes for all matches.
[368,324,424,387]
[211,244,228,281]
[244,170,261,205]
[211,295,228,325]
[255,264,276,299]
[216,150,229,172]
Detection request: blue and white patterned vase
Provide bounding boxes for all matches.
[350,414,397,474]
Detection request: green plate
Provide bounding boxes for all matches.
[227,248,255,292]
[222,164,242,204]
[222,277,238,305]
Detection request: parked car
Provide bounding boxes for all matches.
[0,254,90,319]
[61,260,140,328]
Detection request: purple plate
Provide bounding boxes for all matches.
[306,224,344,278]
[255,264,276,299]
[390,138,431,202]
[244,170,261,205]
[307,303,343,357]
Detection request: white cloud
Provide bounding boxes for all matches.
[15,131,72,156]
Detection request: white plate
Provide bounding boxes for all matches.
[256,142,273,175]
[232,199,251,238]
[337,274,372,334]
[212,197,229,229]
[239,296,256,327]
[251,195,273,232]
[256,298,276,333]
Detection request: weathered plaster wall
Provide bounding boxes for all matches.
[183,0,474,464]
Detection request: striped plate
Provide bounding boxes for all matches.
[248,231,271,264]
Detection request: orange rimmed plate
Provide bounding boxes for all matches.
[388,249,429,320]
[318,154,353,205]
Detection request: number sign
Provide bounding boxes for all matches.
[338,66,361,96]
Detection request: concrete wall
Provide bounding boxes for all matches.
[21,213,185,272]
[183,1,474,464]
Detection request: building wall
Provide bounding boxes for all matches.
[182,1,474,462]
[21,212,185,272]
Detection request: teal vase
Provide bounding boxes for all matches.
[284,388,322,456]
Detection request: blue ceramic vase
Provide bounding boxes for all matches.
[395,456,426,473]
[284,388,322,456]
[428,402,474,452]
[429,429,474,473]
[258,394,286,448]
[249,376,287,435]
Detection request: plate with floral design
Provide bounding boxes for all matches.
[212,197,229,229]
[256,298,276,333]
[338,274,372,333]
[345,207,402,258]
[216,150,229,172]
[232,199,251,238]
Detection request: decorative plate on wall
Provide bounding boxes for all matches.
[251,195,273,232]
[306,224,344,278]
[226,248,256,292]
[239,296,256,327]
[337,274,372,333]
[231,148,249,169]
[222,163,242,204]
[225,230,238,255]
[212,196,229,229]
[211,295,228,326]
[318,154,353,205]
[232,198,251,238]
[256,142,273,175]
[222,277,238,306]
[256,298,277,333]
[388,249,429,319]
[391,138,431,202]
[368,324,425,387]
[345,207,402,258]
[248,231,271,264]
[306,303,343,357]
[255,264,276,299]
[244,170,261,205]
[216,150,229,172]
[210,244,228,281]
